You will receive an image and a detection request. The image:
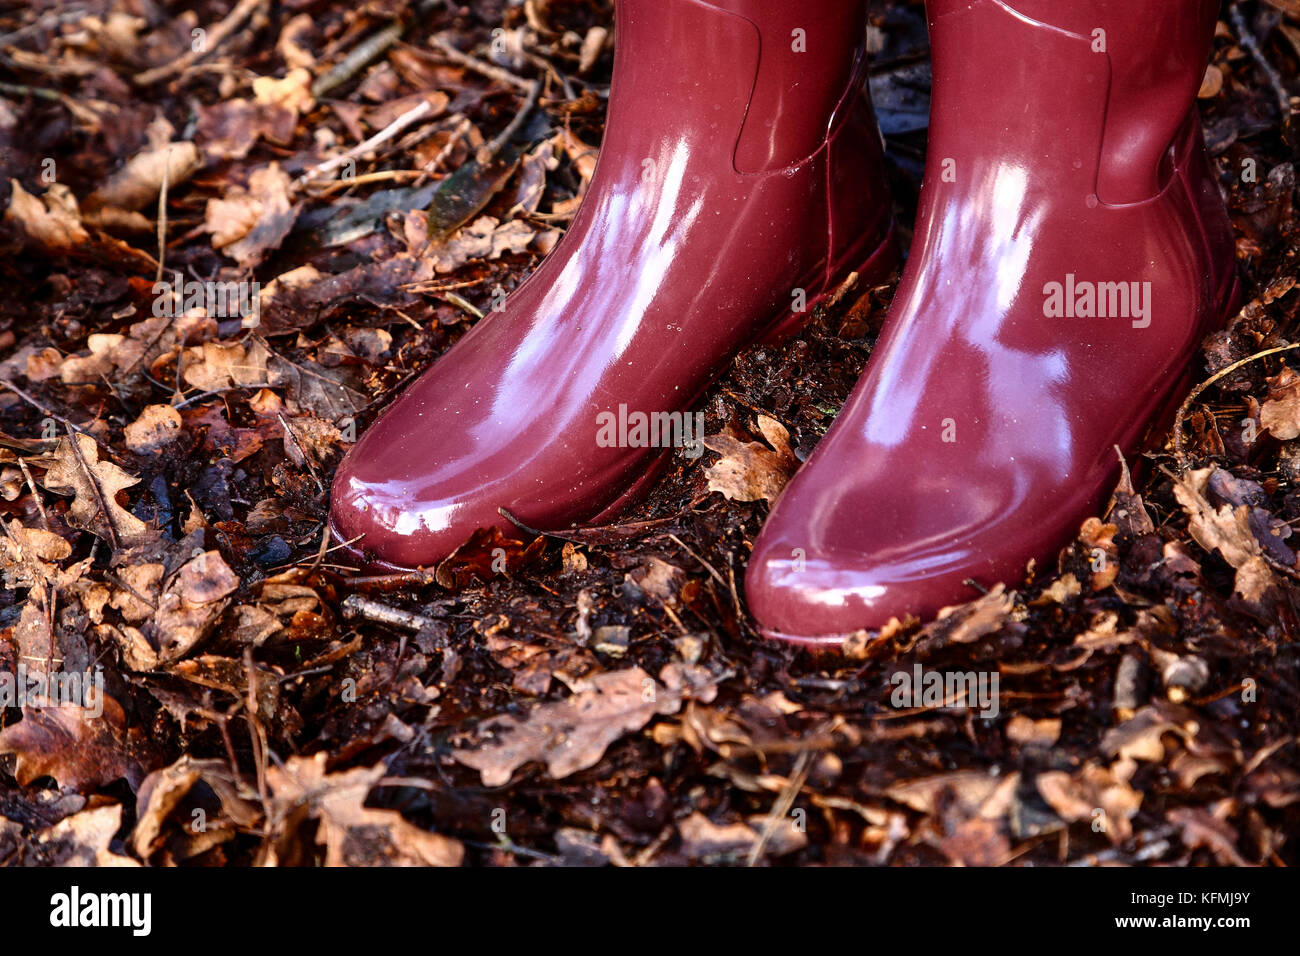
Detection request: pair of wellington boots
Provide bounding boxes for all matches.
[331,0,1240,646]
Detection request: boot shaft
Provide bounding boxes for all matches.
[927,0,1219,203]
[609,0,871,173]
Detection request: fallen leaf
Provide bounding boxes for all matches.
[206,163,297,268]
[426,215,535,274]
[0,694,155,792]
[456,665,715,786]
[84,141,201,215]
[123,404,183,454]
[36,804,139,866]
[703,415,797,504]
[42,433,151,547]
[265,754,462,867]
[1259,365,1300,440]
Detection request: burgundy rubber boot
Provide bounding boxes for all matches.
[330,0,896,570]
[747,0,1240,644]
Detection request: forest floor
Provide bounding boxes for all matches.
[0,0,1298,867]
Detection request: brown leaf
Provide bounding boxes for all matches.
[36,804,139,866]
[205,163,297,268]
[123,404,183,455]
[1167,806,1248,865]
[84,141,200,215]
[149,550,239,664]
[426,215,535,274]
[3,180,90,250]
[677,811,807,862]
[703,415,797,504]
[1173,467,1276,603]
[0,693,156,792]
[1006,715,1062,746]
[197,99,297,161]
[1259,365,1300,440]
[264,754,463,867]
[456,665,715,786]
[42,433,151,547]
[132,755,257,859]
[1036,762,1143,844]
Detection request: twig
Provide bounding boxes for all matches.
[0,6,90,48]
[476,78,541,165]
[340,594,441,632]
[171,382,276,409]
[1172,342,1299,468]
[16,456,49,530]
[440,291,484,320]
[0,81,61,102]
[1230,2,1294,131]
[429,33,535,92]
[155,146,172,284]
[276,412,323,492]
[747,748,813,866]
[0,379,91,439]
[312,21,405,98]
[294,98,439,187]
[665,532,727,588]
[134,0,268,86]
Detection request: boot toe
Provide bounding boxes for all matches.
[745,532,905,642]
[329,462,464,571]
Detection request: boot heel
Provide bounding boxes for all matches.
[758,223,899,346]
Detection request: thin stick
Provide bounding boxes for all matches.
[341,594,442,632]
[1231,3,1293,131]
[155,146,172,284]
[429,34,534,92]
[296,99,438,188]
[312,21,405,98]
[16,457,49,530]
[134,0,267,86]
[477,79,541,165]
[0,379,90,439]
[1172,342,1298,468]
[63,424,119,551]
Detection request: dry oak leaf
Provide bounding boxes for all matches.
[182,339,270,392]
[1036,763,1143,845]
[1259,365,1300,440]
[3,180,90,250]
[917,582,1015,652]
[252,68,315,115]
[1078,517,1119,590]
[205,162,297,268]
[0,693,156,792]
[0,521,74,589]
[149,550,240,664]
[196,98,297,161]
[1101,704,1193,764]
[703,414,797,504]
[36,803,140,867]
[133,755,258,859]
[265,754,463,867]
[677,811,807,862]
[42,433,151,547]
[1006,715,1062,747]
[84,141,201,215]
[1173,467,1275,603]
[456,665,716,786]
[59,332,124,383]
[123,404,182,455]
[1167,805,1249,866]
[426,215,536,274]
